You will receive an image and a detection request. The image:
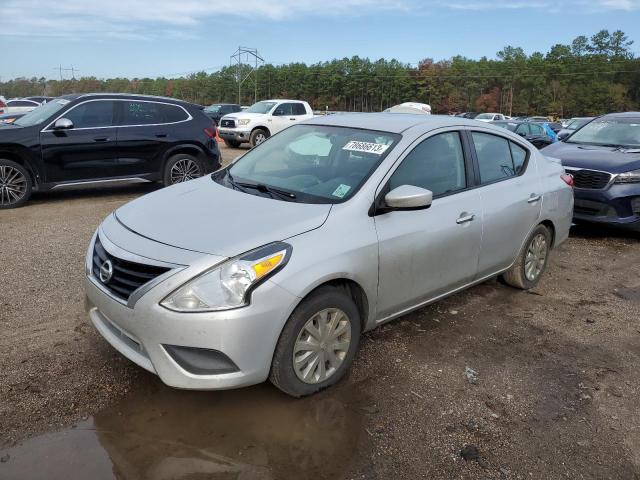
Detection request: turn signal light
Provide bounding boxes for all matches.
[561,173,574,188]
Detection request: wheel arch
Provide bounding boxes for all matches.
[162,143,207,173]
[251,125,271,136]
[539,219,557,249]
[0,148,40,186]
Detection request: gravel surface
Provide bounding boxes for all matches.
[1,144,639,478]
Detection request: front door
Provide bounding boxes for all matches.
[270,103,298,134]
[40,100,119,183]
[374,130,483,319]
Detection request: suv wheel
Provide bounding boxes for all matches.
[164,154,204,186]
[0,159,32,209]
[250,129,269,148]
[224,139,241,148]
[502,224,551,289]
[269,286,361,397]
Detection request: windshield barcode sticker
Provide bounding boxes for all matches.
[342,141,390,155]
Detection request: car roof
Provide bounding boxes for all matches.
[261,99,306,103]
[305,113,486,134]
[65,93,195,106]
[601,112,640,119]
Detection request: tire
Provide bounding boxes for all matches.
[269,286,362,397]
[163,154,204,186]
[0,159,32,209]
[249,128,269,148]
[224,139,241,148]
[501,224,552,290]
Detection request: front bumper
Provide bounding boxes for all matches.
[218,128,251,143]
[85,228,300,390]
[573,183,640,231]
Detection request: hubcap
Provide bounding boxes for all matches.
[0,165,27,206]
[254,133,266,145]
[293,308,352,384]
[170,158,201,184]
[524,233,548,281]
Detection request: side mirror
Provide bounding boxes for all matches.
[558,132,569,141]
[53,118,73,130]
[385,185,433,210]
[273,109,284,116]
[517,131,527,137]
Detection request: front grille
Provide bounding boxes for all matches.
[220,118,235,128]
[567,169,612,189]
[92,237,170,302]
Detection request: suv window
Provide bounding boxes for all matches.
[389,132,466,197]
[472,132,528,183]
[8,100,37,107]
[515,124,530,135]
[273,103,294,116]
[292,103,307,116]
[121,101,164,125]
[65,101,115,128]
[161,103,189,123]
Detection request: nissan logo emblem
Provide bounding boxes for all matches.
[99,260,114,283]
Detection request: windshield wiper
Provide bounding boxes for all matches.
[236,181,297,201]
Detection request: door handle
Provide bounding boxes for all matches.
[289,117,296,120]
[155,133,167,138]
[456,213,475,224]
[93,136,109,142]
[528,194,542,203]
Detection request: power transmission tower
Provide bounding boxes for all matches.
[52,65,80,80]
[230,47,264,104]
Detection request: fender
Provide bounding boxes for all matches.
[251,125,271,136]
[0,143,43,186]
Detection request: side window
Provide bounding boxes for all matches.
[273,103,294,116]
[64,101,115,128]
[161,104,189,123]
[292,103,307,116]
[122,101,163,125]
[530,124,544,135]
[515,124,529,136]
[472,132,530,183]
[510,142,528,174]
[388,132,467,197]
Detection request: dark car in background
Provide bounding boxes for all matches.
[492,120,555,149]
[543,112,640,231]
[0,93,221,209]
[203,103,242,125]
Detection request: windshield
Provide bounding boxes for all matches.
[224,124,400,203]
[14,98,69,127]
[494,122,517,132]
[475,113,493,119]
[246,101,277,114]
[567,118,640,147]
[568,118,591,130]
[204,105,222,113]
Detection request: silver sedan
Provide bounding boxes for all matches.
[85,114,573,397]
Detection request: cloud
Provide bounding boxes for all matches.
[0,0,636,40]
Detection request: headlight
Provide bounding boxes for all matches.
[614,169,640,184]
[161,242,291,312]
[238,119,251,126]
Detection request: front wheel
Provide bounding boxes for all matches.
[249,128,269,148]
[163,154,204,186]
[224,139,241,148]
[270,287,361,397]
[0,159,32,209]
[502,224,551,289]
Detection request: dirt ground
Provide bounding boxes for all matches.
[1,144,639,479]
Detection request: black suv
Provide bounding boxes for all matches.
[203,103,242,125]
[0,93,221,208]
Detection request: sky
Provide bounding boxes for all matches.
[1,0,639,80]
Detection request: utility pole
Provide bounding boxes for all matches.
[230,47,264,104]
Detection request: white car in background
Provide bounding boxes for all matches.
[4,98,41,114]
[218,99,314,148]
[384,102,431,114]
[475,113,506,122]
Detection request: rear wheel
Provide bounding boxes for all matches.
[224,139,241,148]
[502,224,551,289]
[250,128,269,148]
[0,159,32,209]
[270,287,361,397]
[163,154,204,186]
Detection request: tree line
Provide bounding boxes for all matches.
[2,29,638,117]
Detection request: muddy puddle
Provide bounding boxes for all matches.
[0,382,369,479]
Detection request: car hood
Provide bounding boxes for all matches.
[221,112,267,122]
[542,142,640,174]
[115,176,332,257]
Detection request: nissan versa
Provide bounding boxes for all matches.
[85,114,573,397]
[543,112,640,231]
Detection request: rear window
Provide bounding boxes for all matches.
[162,104,189,123]
[120,101,188,125]
[472,132,529,183]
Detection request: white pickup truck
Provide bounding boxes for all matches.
[218,99,313,148]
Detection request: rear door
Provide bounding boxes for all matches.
[40,100,119,182]
[467,130,542,278]
[374,129,483,319]
[116,100,190,176]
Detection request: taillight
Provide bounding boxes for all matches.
[204,127,215,139]
[561,173,574,187]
